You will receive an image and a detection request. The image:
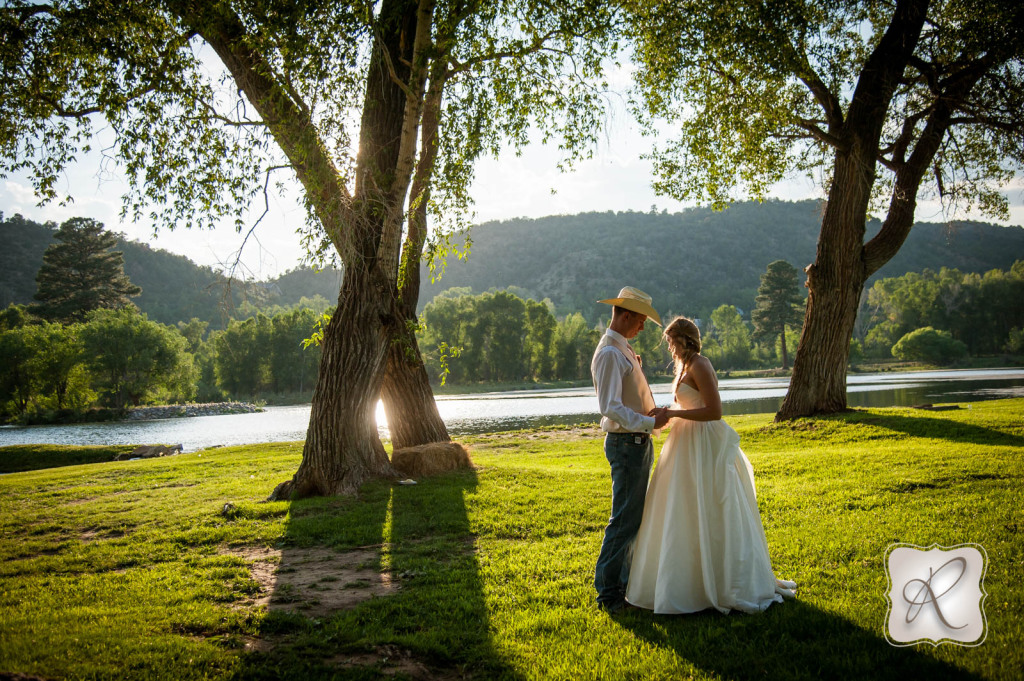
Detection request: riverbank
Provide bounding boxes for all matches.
[4,401,263,427]
[125,401,262,420]
[1,399,1020,679]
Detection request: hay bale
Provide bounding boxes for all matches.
[391,442,472,478]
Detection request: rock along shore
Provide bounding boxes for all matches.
[125,402,262,421]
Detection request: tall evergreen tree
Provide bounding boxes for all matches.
[751,261,805,369]
[33,218,141,323]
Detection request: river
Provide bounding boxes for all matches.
[1,368,1022,451]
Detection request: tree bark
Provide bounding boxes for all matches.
[780,331,789,370]
[381,323,451,448]
[270,265,398,499]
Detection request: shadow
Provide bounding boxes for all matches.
[613,599,986,681]
[231,467,522,680]
[831,409,1024,448]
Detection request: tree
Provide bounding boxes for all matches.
[0,325,38,416]
[29,321,88,411]
[420,292,474,384]
[860,261,1024,355]
[213,314,273,398]
[891,326,967,365]
[32,217,141,323]
[79,308,195,409]
[751,260,804,369]
[2,0,620,497]
[703,304,752,370]
[628,0,1024,419]
[525,298,556,381]
[270,307,322,394]
[553,312,599,380]
[469,290,528,382]
[418,289,558,385]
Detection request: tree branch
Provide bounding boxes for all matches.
[446,29,561,77]
[794,119,846,149]
[169,0,354,263]
[381,0,438,277]
[864,51,993,277]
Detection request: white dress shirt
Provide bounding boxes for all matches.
[592,329,656,434]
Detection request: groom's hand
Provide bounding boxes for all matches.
[650,407,670,429]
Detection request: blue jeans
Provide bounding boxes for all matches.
[594,432,653,605]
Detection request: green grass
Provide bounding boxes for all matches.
[1,401,1022,680]
[0,444,137,474]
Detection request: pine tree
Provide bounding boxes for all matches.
[751,260,805,369]
[33,218,141,323]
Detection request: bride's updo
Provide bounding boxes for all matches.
[664,316,701,375]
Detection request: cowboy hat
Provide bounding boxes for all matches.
[598,286,662,326]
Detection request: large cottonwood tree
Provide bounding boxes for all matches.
[1,0,619,495]
[628,0,1024,418]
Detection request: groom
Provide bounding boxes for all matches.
[591,286,669,614]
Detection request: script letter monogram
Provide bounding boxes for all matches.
[885,543,988,647]
[902,557,967,629]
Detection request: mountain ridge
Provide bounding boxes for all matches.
[4,201,1023,327]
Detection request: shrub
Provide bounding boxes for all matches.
[891,327,967,365]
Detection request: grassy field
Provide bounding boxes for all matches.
[0,444,136,474]
[1,400,1022,680]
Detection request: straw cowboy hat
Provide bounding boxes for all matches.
[598,286,662,326]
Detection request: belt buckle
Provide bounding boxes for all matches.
[634,435,644,445]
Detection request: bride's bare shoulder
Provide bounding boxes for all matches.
[691,355,719,385]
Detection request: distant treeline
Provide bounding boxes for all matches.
[417,260,1024,385]
[858,262,1024,359]
[0,302,326,422]
[3,262,1022,420]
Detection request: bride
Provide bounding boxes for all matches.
[625,316,796,614]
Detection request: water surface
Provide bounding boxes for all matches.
[2,368,1021,451]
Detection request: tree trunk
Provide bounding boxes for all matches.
[379,219,451,448]
[270,265,398,499]
[381,327,451,448]
[780,331,789,370]
[380,64,451,450]
[776,154,871,420]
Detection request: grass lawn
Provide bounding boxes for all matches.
[0,445,136,474]
[1,400,1022,680]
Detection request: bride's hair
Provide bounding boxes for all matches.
[663,316,701,377]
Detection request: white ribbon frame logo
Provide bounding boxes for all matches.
[885,543,988,647]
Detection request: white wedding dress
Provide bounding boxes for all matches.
[625,382,796,614]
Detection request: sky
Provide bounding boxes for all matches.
[3,101,1022,282]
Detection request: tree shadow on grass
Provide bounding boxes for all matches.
[839,409,1024,448]
[613,599,985,681]
[231,468,522,680]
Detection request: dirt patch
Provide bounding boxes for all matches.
[222,545,398,618]
[79,528,127,542]
[468,426,601,443]
[522,426,601,440]
[329,645,467,680]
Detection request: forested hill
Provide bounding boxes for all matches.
[0,213,342,328]
[417,200,1024,321]
[4,201,1023,327]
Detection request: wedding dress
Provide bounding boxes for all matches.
[625,382,796,614]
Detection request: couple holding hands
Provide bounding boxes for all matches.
[591,286,796,615]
